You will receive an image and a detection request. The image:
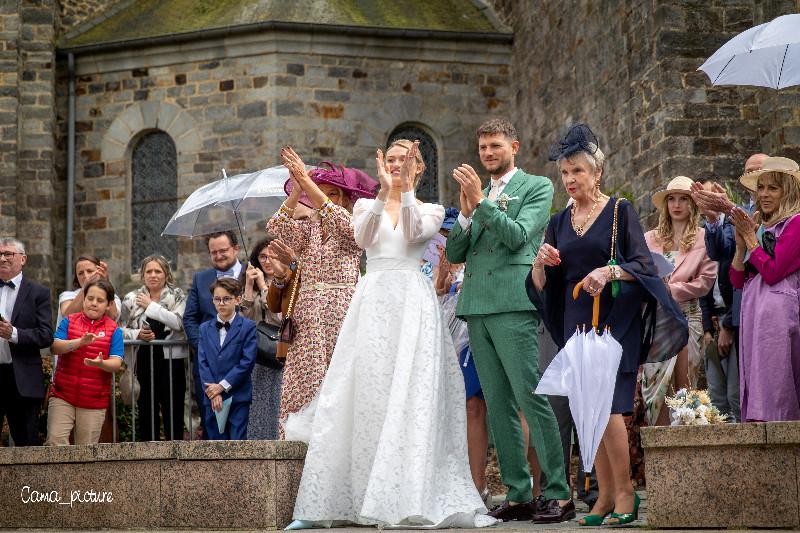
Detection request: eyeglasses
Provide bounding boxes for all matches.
[212,296,236,305]
[257,254,270,262]
[209,247,232,257]
[0,251,23,259]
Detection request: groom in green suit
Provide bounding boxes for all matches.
[447,119,574,523]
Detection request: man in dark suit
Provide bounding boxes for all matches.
[0,237,53,446]
[183,230,246,437]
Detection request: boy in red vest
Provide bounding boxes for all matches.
[47,279,123,445]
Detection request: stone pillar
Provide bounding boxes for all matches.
[0,3,18,235]
[16,0,58,285]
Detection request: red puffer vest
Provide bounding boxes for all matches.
[52,313,118,409]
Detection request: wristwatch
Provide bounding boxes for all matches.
[288,260,298,272]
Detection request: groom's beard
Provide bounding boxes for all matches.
[481,156,514,176]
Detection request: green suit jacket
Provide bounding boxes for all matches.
[446,169,554,317]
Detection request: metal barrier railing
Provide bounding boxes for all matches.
[115,339,192,443]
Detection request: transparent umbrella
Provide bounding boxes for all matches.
[161,166,312,253]
[699,13,800,89]
[535,282,623,478]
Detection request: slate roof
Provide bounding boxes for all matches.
[63,0,507,48]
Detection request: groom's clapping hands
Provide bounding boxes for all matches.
[452,164,484,217]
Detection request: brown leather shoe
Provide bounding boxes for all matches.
[487,499,536,521]
[532,499,576,524]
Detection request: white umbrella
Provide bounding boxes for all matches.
[699,14,800,89]
[535,283,623,475]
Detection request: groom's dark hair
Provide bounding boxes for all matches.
[477,118,518,142]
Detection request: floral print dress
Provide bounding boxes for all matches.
[267,201,361,436]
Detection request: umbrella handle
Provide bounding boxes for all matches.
[572,281,600,329]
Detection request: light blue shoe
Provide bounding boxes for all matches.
[284,520,314,530]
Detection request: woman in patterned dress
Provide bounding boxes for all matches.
[266,148,377,437]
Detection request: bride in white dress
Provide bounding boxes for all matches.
[282,141,494,529]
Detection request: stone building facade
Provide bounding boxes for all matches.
[2,0,512,292]
[3,0,800,295]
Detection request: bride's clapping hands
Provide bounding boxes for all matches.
[399,141,420,193]
[375,149,392,201]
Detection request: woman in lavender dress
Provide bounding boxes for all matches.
[730,156,800,422]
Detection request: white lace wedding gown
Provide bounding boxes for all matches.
[286,192,491,528]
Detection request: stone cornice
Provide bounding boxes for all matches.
[59,20,512,76]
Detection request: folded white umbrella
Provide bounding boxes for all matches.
[699,13,800,89]
[536,283,623,474]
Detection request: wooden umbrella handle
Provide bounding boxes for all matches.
[572,281,601,329]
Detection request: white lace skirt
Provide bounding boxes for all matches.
[288,267,488,527]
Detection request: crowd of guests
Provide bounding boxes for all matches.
[0,116,799,527]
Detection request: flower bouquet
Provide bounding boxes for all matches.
[665,388,728,426]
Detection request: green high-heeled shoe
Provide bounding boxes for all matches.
[605,493,640,526]
[578,511,611,526]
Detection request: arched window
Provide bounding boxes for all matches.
[387,124,439,202]
[131,131,177,271]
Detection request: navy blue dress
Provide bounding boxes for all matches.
[526,198,687,415]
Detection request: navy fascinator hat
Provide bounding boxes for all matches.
[548,123,600,162]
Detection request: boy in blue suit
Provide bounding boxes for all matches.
[198,278,256,440]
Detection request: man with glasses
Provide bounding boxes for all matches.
[183,231,246,438]
[0,237,53,446]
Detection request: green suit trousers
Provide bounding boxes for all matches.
[467,311,570,502]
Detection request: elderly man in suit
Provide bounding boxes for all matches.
[183,230,247,437]
[0,237,53,446]
[447,119,573,523]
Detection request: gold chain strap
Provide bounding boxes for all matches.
[285,265,301,318]
[610,198,623,261]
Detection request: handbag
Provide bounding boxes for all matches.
[256,317,283,369]
[277,266,301,362]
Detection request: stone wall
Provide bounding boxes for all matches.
[491,0,800,218]
[59,29,511,288]
[0,4,19,235]
[0,0,59,288]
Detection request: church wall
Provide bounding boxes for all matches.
[57,30,511,289]
[491,0,800,220]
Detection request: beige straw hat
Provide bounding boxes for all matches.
[739,156,800,191]
[651,176,695,209]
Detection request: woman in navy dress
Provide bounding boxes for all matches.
[527,124,686,527]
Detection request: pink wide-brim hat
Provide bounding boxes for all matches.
[284,161,378,208]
